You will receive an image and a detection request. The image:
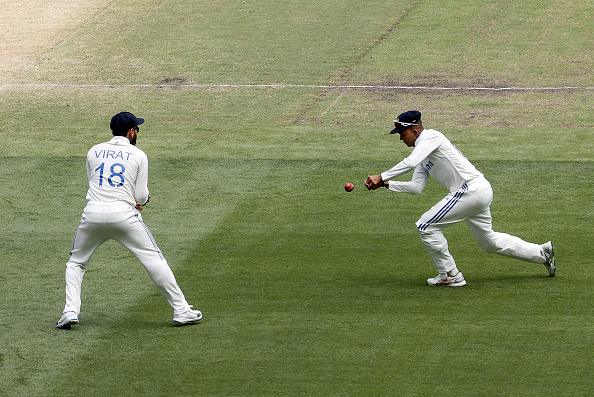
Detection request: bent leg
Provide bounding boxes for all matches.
[465,208,545,263]
[416,182,492,274]
[115,211,191,314]
[416,189,473,274]
[417,228,457,274]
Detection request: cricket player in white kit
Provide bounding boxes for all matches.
[57,112,202,328]
[365,111,555,286]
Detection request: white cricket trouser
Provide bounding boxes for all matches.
[415,177,545,274]
[63,202,191,315]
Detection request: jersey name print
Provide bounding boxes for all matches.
[93,148,135,161]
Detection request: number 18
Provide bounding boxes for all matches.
[95,162,126,187]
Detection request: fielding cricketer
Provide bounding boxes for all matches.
[57,112,202,328]
[365,110,556,286]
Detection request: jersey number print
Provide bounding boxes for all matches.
[95,163,126,187]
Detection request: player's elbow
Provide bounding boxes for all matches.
[388,181,425,194]
[403,183,424,194]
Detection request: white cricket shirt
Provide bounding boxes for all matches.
[85,136,150,206]
[381,129,483,194]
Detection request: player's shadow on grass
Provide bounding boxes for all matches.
[350,270,554,291]
[469,272,556,285]
[57,312,203,330]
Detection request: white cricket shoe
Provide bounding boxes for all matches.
[541,241,556,277]
[427,271,467,287]
[173,306,202,325]
[56,312,79,329]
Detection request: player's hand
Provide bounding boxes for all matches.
[135,195,151,210]
[365,175,384,190]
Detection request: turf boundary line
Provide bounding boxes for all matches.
[1,83,593,91]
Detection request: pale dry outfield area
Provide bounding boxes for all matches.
[0,0,112,82]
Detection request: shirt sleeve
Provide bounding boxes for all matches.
[387,164,429,194]
[134,153,150,205]
[380,130,443,181]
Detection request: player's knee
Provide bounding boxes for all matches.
[416,222,438,238]
[416,225,428,240]
[66,260,88,271]
[416,221,427,233]
[416,227,449,252]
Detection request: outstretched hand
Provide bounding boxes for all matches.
[365,175,384,190]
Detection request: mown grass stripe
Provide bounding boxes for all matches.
[2,83,593,90]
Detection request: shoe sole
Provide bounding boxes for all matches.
[173,313,203,326]
[427,280,467,287]
[56,319,79,329]
[544,242,556,277]
[173,318,202,326]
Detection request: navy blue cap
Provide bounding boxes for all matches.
[110,112,145,134]
[390,110,421,134]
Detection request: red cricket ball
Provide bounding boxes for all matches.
[344,182,354,192]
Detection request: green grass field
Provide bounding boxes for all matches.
[1,0,592,396]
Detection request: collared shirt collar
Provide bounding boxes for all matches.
[110,135,131,144]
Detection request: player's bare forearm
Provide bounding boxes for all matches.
[365,175,384,190]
